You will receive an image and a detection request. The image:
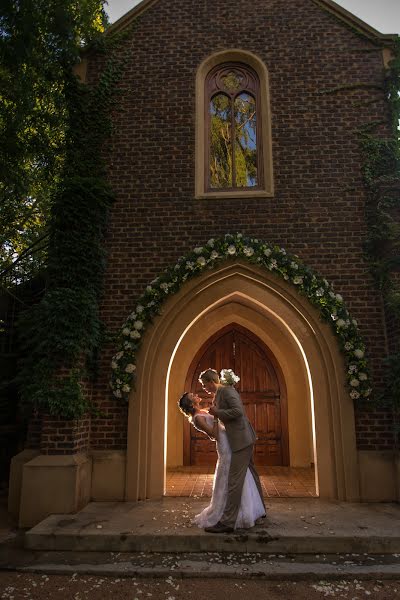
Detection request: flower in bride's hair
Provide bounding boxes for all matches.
[220,368,240,386]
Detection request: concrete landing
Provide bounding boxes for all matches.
[25,498,400,555]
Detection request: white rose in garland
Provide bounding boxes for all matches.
[269,259,278,269]
[110,233,372,403]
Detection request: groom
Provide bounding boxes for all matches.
[199,368,266,533]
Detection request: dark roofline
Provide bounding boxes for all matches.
[106,0,398,41]
[311,0,398,41]
[106,0,159,35]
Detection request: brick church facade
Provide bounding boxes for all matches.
[9,0,399,526]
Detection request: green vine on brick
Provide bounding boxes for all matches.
[17,32,129,419]
[359,39,400,414]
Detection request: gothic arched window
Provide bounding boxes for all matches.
[196,50,273,199]
[206,63,261,191]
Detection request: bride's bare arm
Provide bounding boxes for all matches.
[194,415,219,440]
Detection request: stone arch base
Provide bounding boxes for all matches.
[126,262,360,502]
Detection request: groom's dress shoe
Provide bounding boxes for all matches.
[204,522,234,534]
[255,514,267,525]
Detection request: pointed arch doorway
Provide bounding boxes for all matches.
[127,261,360,503]
[183,324,289,467]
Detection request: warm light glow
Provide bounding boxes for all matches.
[165,276,318,496]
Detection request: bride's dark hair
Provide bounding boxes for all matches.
[178,392,196,418]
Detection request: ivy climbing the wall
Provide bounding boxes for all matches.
[17,43,127,419]
[360,39,400,414]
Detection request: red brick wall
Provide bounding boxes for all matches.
[84,0,395,452]
[25,414,42,450]
[40,416,90,455]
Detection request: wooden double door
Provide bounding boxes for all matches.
[184,324,289,467]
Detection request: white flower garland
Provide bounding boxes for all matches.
[110,233,371,402]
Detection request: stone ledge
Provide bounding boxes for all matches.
[24,497,400,554]
[358,450,400,501]
[19,453,92,528]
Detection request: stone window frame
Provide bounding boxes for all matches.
[196,49,274,199]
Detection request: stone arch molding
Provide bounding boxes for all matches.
[124,260,360,503]
[111,234,369,503]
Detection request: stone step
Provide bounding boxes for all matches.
[24,498,400,555]
[14,557,400,580]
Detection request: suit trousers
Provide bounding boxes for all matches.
[220,443,266,528]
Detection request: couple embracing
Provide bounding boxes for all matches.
[178,368,266,533]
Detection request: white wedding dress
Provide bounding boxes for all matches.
[193,413,265,530]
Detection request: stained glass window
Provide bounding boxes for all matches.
[206,64,261,191]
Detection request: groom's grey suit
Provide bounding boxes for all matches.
[213,385,265,528]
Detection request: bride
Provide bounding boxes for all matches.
[178,392,265,530]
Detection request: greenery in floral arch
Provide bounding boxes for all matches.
[110,234,372,403]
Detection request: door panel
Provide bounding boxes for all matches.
[186,330,234,465]
[184,324,288,466]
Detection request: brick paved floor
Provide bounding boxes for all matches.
[165,466,317,498]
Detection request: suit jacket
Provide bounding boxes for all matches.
[214,385,256,452]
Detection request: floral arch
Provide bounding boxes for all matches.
[110,233,371,401]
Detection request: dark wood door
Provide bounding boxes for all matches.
[184,324,289,467]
